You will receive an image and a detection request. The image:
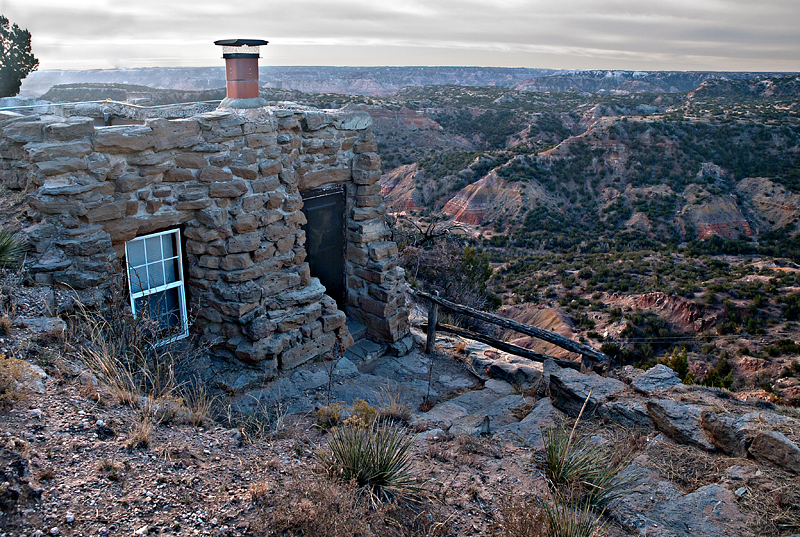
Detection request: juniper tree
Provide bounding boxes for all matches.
[0,15,38,98]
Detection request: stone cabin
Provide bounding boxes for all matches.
[0,104,412,375]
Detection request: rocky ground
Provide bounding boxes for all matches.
[1,298,800,536]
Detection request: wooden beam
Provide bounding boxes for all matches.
[424,322,582,371]
[413,290,607,362]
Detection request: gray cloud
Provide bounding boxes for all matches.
[4,0,798,71]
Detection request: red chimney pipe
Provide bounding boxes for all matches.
[214,39,268,108]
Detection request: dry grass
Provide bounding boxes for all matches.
[256,474,451,537]
[493,494,548,537]
[493,493,608,537]
[97,458,123,482]
[377,388,412,425]
[738,475,800,536]
[0,315,12,337]
[645,439,738,492]
[126,411,155,450]
[179,380,215,427]
[647,438,800,536]
[0,353,28,408]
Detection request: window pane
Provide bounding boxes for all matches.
[145,237,163,264]
[127,240,146,268]
[165,258,179,284]
[149,261,165,288]
[163,287,182,329]
[162,233,176,259]
[129,266,148,293]
[135,288,182,333]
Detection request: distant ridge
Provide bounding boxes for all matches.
[18,66,792,98]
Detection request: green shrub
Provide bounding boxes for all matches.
[700,357,733,389]
[317,421,418,505]
[0,229,24,267]
[659,347,689,382]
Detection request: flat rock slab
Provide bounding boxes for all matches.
[345,339,387,364]
[484,379,515,395]
[632,364,682,394]
[495,398,564,449]
[610,458,754,537]
[547,363,627,417]
[647,399,716,451]
[417,389,526,430]
[330,373,429,408]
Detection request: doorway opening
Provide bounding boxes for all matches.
[301,186,346,310]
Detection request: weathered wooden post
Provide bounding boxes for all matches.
[425,290,439,355]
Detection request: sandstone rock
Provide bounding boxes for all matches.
[387,334,415,357]
[487,360,542,385]
[647,399,716,451]
[548,364,626,417]
[209,179,248,198]
[450,414,490,436]
[700,411,748,457]
[494,397,564,449]
[599,401,652,429]
[747,430,800,473]
[45,117,94,141]
[334,357,360,378]
[94,126,155,153]
[631,364,682,394]
[25,141,93,162]
[289,368,329,391]
[484,379,515,395]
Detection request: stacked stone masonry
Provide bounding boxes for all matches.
[0,104,410,371]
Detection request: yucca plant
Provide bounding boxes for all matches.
[541,391,636,508]
[0,228,24,267]
[317,421,419,505]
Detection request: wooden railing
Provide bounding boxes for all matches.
[414,290,608,370]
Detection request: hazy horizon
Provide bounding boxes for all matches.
[3,0,798,74]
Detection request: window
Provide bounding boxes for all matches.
[125,229,188,344]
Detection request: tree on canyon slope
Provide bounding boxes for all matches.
[0,15,38,98]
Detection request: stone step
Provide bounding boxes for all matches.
[345,338,387,367]
[346,318,367,341]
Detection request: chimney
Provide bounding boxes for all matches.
[215,39,269,109]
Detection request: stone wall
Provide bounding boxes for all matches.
[0,104,410,372]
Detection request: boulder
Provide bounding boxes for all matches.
[494,397,564,449]
[631,364,682,394]
[599,401,653,429]
[548,364,627,417]
[449,414,490,436]
[647,399,715,451]
[747,430,800,474]
[700,411,748,457]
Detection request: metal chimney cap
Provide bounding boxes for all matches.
[214,39,269,47]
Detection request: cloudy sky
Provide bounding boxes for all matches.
[3,0,799,72]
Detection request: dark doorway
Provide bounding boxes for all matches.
[301,186,346,310]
